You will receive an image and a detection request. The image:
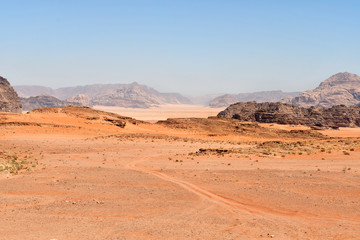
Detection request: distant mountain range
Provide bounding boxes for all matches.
[20,95,82,111]
[14,82,192,109]
[283,72,360,107]
[10,72,360,111]
[185,94,224,105]
[211,72,360,108]
[209,91,300,108]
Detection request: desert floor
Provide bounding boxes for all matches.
[0,106,359,240]
[94,104,225,122]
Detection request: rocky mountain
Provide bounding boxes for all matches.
[218,101,360,129]
[21,95,81,111]
[210,91,300,108]
[90,83,190,108]
[14,85,54,98]
[209,94,238,108]
[285,72,360,108]
[66,94,92,107]
[0,76,22,113]
[186,94,224,105]
[14,82,191,108]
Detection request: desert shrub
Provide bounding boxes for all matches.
[0,152,37,174]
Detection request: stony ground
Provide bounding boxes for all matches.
[0,107,359,240]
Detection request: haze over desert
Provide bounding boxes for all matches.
[94,104,225,122]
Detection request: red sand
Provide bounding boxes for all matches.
[0,108,359,239]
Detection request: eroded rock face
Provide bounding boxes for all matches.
[288,72,360,107]
[209,94,238,108]
[218,102,360,129]
[0,76,22,113]
[210,91,300,108]
[66,94,92,107]
[90,82,191,108]
[15,82,192,108]
[21,95,81,111]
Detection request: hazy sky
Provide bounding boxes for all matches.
[1,0,360,94]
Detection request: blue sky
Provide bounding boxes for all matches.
[1,0,360,94]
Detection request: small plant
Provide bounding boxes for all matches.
[0,152,37,174]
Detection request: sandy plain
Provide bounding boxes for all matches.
[0,106,359,240]
[94,104,225,122]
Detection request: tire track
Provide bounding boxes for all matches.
[126,157,292,217]
[125,156,360,223]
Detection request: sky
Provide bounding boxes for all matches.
[1,0,360,94]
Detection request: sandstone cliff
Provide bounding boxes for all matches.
[218,102,360,129]
[66,94,92,107]
[0,76,22,113]
[288,72,360,107]
[210,91,300,108]
[14,82,191,108]
[21,95,81,111]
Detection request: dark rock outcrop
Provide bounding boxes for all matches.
[218,101,360,129]
[0,76,22,113]
[21,95,81,111]
[286,72,360,107]
[210,91,300,108]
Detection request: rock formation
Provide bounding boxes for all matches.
[66,94,92,107]
[218,101,360,129]
[13,85,54,98]
[209,94,238,108]
[0,76,22,113]
[14,82,191,108]
[90,83,161,108]
[210,91,300,108]
[21,95,81,111]
[287,72,360,107]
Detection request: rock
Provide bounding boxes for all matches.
[21,95,81,111]
[66,94,92,107]
[0,76,22,113]
[90,82,191,108]
[209,94,238,108]
[288,72,360,107]
[210,91,300,108]
[15,82,192,108]
[13,85,54,98]
[103,117,126,128]
[218,101,360,128]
